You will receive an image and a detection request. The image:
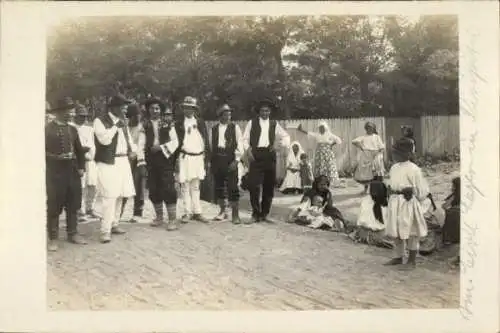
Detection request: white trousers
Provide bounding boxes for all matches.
[99,197,122,235]
[394,236,420,257]
[181,178,202,215]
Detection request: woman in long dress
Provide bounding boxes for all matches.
[298,121,342,187]
[280,141,305,194]
[352,121,385,194]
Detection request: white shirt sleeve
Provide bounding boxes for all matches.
[242,120,252,152]
[160,126,179,159]
[275,122,290,149]
[330,133,342,145]
[87,127,96,160]
[413,165,430,201]
[93,118,118,145]
[137,126,146,166]
[234,124,244,162]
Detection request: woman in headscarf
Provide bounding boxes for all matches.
[298,121,342,187]
[279,141,305,194]
[352,121,386,194]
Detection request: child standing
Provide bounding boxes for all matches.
[299,153,313,192]
[384,137,430,270]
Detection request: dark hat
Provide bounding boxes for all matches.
[75,104,89,116]
[392,137,414,156]
[107,94,132,108]
[217,104,232,117]
[181,96,200,109]
[126,103,141,117]
[144,97,166,114]
[254,97,278,113]
[51,97,76,113]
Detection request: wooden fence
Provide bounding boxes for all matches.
[206,115,459,180]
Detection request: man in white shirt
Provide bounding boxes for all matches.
[73,104,98,218]
[210,104,244,224]
[119,103,147,223]
[242,98,290,223]
[93,95,137,243]
[142,97,180,230]
[173,96,210,223]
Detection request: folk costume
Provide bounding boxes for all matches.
[210,104,244,223]
[73,104,98,217]
[279,141,305,194]
[45,97,87,251]
[299,157,313,191]
[174,96,210,223]
[384,138,430,270]
[352,122,385,191]
[120,103,147,222]
[93,95,137,243]
[300,121,342,186]
[242,98,291,223]
[143,98,180,230]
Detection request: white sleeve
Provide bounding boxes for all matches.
[275,122,290,149]
[413,166,430,201]
[160,127,179,159]
[93,118,118,145]
[234,124,244,162]
[242,120,252,152]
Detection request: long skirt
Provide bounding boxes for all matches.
[354,150,384,184]
[385,194,428,240]
[313,143,339,184]
[279,169,302,192]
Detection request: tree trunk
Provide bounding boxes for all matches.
[273,48,290,120]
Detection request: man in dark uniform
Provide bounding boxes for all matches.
[210,104,243,224]
[143,97,180,231]
[242,97,290,223]
[45,97,88,251]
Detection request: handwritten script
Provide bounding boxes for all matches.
[458,30,486,321]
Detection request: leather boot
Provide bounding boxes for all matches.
[230,201,241,224]
[400,250,417,270]
[166,204,179,231]
[213,199,228,221]
[151,203,164,227]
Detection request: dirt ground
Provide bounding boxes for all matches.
[47,163,460,310]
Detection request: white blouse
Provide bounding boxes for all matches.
[308,131,342,145]
[352,134,385,151]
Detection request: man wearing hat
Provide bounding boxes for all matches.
[210,104,244,224]
[174,96,210,223]
[45,97,88,251]
[73,104,98,218]
[93,94,137,243]
[142,97,180,230]
[242,97,291,223]
[119,102,147,223]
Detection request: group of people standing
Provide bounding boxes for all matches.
[279,120,386,195]
[45,94,295,251]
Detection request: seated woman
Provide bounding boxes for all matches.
[287,175,345,232]
[280,141,305,195]
[349,180,394,248]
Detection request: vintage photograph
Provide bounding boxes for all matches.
[45,14,460,310]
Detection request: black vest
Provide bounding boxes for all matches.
[212,122,237,159]
[249,118,276,149]
[144,120,173,163]
[94,114,119,165]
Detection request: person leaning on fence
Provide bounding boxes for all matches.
[210,104,244,224]
[143,97,180,231]
[174,96,211,224]
[73,104,99,219]
[45,97,88,251]
[383,137,430,270]
[119,103,147,223]
[242,97,291,224]
[93,94,137,243]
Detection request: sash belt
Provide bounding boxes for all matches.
[180,150,204,156]
[46,152,75,160]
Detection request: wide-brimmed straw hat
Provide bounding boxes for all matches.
[181,96,200,109]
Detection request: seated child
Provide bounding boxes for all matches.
[299,153,313,192]
[287,175,345,231]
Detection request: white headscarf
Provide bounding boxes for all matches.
[287,141,305,166]
[317,120,340,145]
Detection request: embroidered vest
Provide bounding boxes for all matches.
[249,118,276,149]
[144,120,173,163]
[94,114,119,165]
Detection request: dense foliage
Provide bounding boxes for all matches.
[46,15,458,120]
